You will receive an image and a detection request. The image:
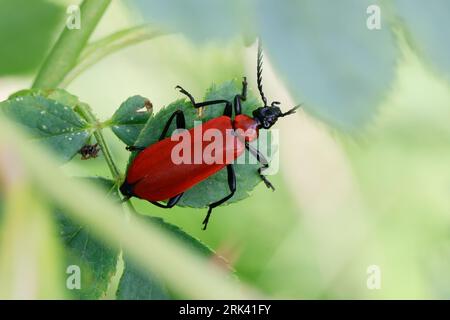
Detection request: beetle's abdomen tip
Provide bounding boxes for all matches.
[119,180,135,198]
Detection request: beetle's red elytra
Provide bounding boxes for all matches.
[125,115,254,202]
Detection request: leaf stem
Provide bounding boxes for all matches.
[76,103,121,182]
[32,0,111,89]
[94,130,122,182]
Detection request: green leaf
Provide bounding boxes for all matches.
[131,0,250,43]
[117,258,170,300]
[257,0,397,130]
[117,216,213,300]
[0,91,92,162]
[56,177,119,300]
[110,95,153,145]
[150,217,215,255]
[9,88,81,108]
[394,0,450,82]
[0,0,64,75]
[131,80,267,208]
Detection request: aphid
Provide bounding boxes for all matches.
[79,143,100,160]
[120,43,299,229]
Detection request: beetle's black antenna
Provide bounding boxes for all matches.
[281,104,302,117]
[257,40,268,106]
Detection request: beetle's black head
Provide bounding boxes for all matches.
[252,105,282,129]
[252,102,300,129]
[254,40,300,129]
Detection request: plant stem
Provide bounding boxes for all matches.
[76,103,121,182]
[61,25,167,88]
[32,0,111,89]
[94,130,122,182]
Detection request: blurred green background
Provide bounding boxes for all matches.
[0,0,450,299]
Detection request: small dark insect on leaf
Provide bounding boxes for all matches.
[134,99,153,115]
[79,143,100,160]
[140,99,153,113]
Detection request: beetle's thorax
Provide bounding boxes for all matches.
[252,106,283,129]
[233,114,259,142]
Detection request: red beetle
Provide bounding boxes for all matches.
[120,45,299,229]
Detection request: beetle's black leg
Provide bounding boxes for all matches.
[196,100,233,117]
[202,164,236,230]
[175,85,232,117]
[245,141,275,191]
[126,146,146,152]
[159,109,186,140]
[175,85,196,105]
[150,193,184,208]
[232,77,247,116]
[231,77,247,116]
[241,76,248,100]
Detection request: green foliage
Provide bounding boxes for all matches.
[56,177,119,300]
[132,0,249,42]
[57,212,119,299]
[150,216,214,255]
[117,258,170,300]
[0,0,64,75]
[10,88,83,109]
[3,0,449,300]
[117,216,214,300]
[0,92,92,162]
[257,0,397,130]
[395,0,450,82]
[32,0,112,88]
[0,116,250,299]
[0,0,252,301]
[130,80,265,208]
[110,95,153,146]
